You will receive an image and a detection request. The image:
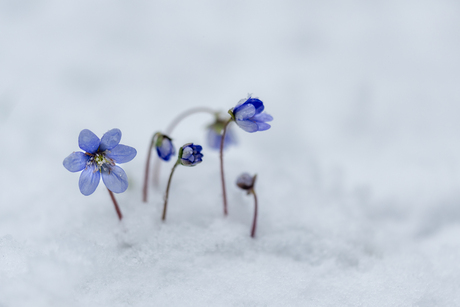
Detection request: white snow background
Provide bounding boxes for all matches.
[1,0,460,306]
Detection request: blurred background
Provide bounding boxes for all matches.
[1,0,459,200]
[1,0,460,305]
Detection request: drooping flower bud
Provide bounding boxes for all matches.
[236,173,257,191]
[155,134,175,161]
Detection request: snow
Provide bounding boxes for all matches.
[1,0,460,305]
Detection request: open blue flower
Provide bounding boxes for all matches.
[155,134,175,161]
[180,143,203,166]
[230,97,273,133]
[207,119,236,150]
[63,129,137,196]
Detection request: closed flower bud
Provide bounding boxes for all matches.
[155,134,175,161]
[236,173,257,191]
[180,143,203,167]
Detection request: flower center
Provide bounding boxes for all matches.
[90,153,114,171]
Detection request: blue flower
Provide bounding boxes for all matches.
[155,134,175,161]
[229,97,273,133]
[207,119,237,150]
[63,129,137,196]
[180,143,203,166]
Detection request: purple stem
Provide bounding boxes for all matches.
[142,135,156,202]
[250,189,258,238]
[219,118,232,216]
[162,161,179,221]
[107,188,123,221]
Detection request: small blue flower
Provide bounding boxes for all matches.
[63,129,137,196]
[229,96,273,133]
[155,134,175,161]
[207,119,237,150]
[180,143,203,166]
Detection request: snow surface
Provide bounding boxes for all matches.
[1,0,460,306]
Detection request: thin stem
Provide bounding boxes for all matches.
[165,107,215,135]
[107,188,123,221]
[142,134,157,202]
[152,107,215,188]
[250,189,258,238]
[162,161,180,221]
[219,118,233,216]
[151,156,161,188]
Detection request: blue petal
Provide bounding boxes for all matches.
[207,128,236,150]
[181,158,192,166]
[105,144,137,163]
[236,119,258,133]
[246,98,264,114]
[193,145,203,153]
[207,126,237,150]
[206,129,221,150]
[233,102,253,118]
[234,104,256,121]
[99,128,122,151]
[181,146,193,160]
[226,126,237,145]
[156,139,175,161]
[233,97,264,115]
[253,113,273,122]
[79,129,100,154]
[256,122,271,131]
[63,152,90,172]
[101,165,128,193]
[79,164,100,196]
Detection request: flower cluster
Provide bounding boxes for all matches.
[63,94,272,234]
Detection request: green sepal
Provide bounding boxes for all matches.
[151,132,161,146]
[228,108,236,121]
[176,146,184,165]
[154,132,173,148]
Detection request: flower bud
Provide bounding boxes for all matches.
[236,173,257,191]
[155,134,175,161]
[180,143,203,167]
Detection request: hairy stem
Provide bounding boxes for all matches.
[162,161,180,221]
[219,118,233,216]
[107,188,123,221]
[152,107,215,188]
[250,189,258,238]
